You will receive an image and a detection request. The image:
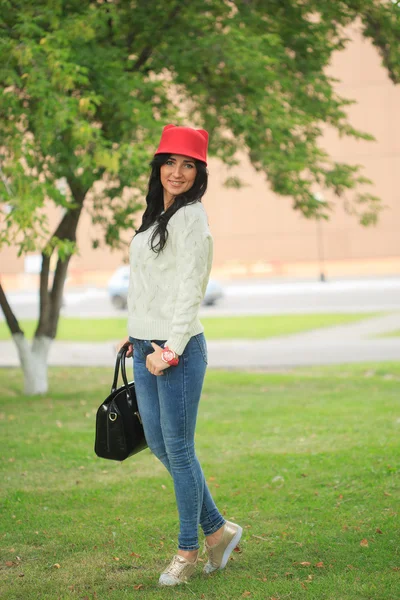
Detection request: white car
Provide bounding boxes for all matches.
[108,266,224,310]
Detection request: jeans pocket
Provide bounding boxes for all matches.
[194,334,208,365]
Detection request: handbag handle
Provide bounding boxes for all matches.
[111,343,131,394]
[120,345,134,406]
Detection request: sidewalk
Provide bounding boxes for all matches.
[1,313,399,369]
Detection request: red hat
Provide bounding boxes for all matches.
[155,124,209,165]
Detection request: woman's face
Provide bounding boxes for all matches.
[160,154,197,203]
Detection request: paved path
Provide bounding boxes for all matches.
[1,313,399,369]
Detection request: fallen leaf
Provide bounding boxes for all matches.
[301,582,307,589]
[5,561,14,567]
[18,573,24,577]
[130,552,141,558]
[161,484,166,490]
[53,563,61,568]
[56,421,63,428]
[300,561,311,567]
[272,475,284,483]
[209,476,216,481]
[234,546,242,553]
[376,528,383,534]
[360,539,369,548]
[285,572,293,578]
[315,561,324,568]
[113,557,120,561]
[363,369,375,377]
[242,592,251,598]
[9,548,15,553]
[133,584,144,590]
[384,491,392,497]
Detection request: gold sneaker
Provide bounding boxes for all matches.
[158,554,198,586]
[203,520,243,574]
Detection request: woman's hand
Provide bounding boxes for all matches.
[146,342,171,376]
[116,337,133,358]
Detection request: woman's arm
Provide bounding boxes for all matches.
[165,208,213,356]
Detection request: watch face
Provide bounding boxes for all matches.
[163,350,174,361]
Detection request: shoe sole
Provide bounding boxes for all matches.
[204,525,243,573]
[220,525,243,569]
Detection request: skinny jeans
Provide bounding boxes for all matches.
[130,333,225,551]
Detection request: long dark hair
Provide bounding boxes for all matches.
[135,153,208,254]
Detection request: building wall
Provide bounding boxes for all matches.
[1,25,399,285]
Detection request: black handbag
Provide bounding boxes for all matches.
[95,344,147,461]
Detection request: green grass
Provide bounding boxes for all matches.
[1,363,399,599]
[0,313,379,342]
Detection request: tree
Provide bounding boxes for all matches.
[1,0,399,394]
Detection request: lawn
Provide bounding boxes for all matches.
[0,363,399,599]
[0,313,379,342]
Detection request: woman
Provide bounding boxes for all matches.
[117,124,242,586]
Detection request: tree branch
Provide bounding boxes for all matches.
[0,281,23,336]
[362,8,400,85]
[130,3,183,72]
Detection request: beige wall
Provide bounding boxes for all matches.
[1,25,399,286]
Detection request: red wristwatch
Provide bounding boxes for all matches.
[161,346,179,366]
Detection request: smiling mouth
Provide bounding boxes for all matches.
[169,181,184,186]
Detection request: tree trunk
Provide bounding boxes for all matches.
[1,178,88,395]
[12,333,52,395]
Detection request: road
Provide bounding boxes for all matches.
[3,276,400,321]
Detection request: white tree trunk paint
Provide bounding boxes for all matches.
[13,333,52,395]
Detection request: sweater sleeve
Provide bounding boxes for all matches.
[165,208,213,356]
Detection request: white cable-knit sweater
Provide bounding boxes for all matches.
[127,202,213,356]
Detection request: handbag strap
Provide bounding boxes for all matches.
[120,346,133,404]
[111,343,134,408]
[111,343,129,393]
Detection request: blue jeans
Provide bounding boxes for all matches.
[130,333,225,550]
